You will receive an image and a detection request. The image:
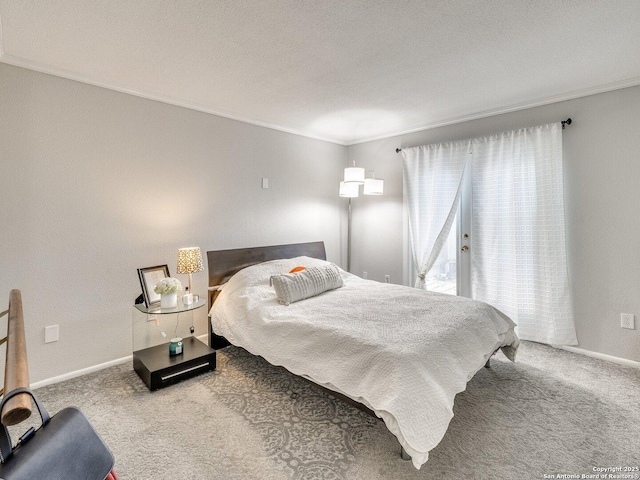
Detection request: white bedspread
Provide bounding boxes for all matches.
[210,257,519,469]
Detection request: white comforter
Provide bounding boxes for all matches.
[210,257,519,469]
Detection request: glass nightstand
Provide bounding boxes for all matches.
[132,298,215,390]
[132,298,206,351]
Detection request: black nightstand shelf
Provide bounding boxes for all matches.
[133,336,216,391]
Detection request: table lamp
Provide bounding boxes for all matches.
[176,247,204,294]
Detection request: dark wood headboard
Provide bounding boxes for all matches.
[206,241,326,348]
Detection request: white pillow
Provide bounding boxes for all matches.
[270,264,343,305]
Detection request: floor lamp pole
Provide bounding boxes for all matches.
[347,198,352,272]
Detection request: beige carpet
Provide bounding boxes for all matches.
[13,341,640,479]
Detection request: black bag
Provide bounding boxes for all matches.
[0,387,114,480]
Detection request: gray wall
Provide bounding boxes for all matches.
[348,85,640,362]
[0,64,346,383]
[2,61,638,383]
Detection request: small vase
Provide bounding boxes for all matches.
[161,292,177,308]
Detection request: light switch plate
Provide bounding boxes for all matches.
[262,178,269,189]
[45,325,59,343]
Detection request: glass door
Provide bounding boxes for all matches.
[422,162,472,297]
[423,218,458,295]
[457,162,472,298]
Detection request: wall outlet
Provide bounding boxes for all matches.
[262,177,269,189]
[362,271,368,279]
[44,325,59,343]
[621,313,635,329]
[384,274,390,283]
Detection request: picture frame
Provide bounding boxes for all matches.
[137,265,170,307]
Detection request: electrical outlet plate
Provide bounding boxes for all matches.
[384,274,390,283]
[362,271,368,279]
[621,313,635,329]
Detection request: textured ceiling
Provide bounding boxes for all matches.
[1,1,640,145]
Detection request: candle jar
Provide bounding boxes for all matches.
[169,338,183,356]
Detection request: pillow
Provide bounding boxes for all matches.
[270,264,343,305]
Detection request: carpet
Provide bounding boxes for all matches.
[13,341,640,479]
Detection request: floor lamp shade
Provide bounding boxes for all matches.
[339,181,359,197]
[364,177,384,195]
[343,167,365,184]
[177,247,204,293]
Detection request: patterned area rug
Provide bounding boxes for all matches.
[15,341,640,479]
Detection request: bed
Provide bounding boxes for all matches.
[207,241,519,469]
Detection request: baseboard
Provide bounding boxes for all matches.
[31,355,133,390]
[26,339,638,390]
[560,345,640,369]
[31,333,211,390]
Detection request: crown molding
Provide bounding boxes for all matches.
[0,53,347,146]
[347,76,640,146]
[1,51,639,147]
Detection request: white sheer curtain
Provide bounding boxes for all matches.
[471,122,577,345]
[402,141,470,288]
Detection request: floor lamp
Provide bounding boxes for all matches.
[340,165,383,272]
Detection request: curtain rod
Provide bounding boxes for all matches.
[395,118,572,153]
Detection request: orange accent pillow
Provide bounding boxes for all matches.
[289,266,307,274]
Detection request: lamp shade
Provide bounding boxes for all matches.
[176,247,204,274]
[339,181,359,197]
[343,167,365,184]
[364,177,384,195]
